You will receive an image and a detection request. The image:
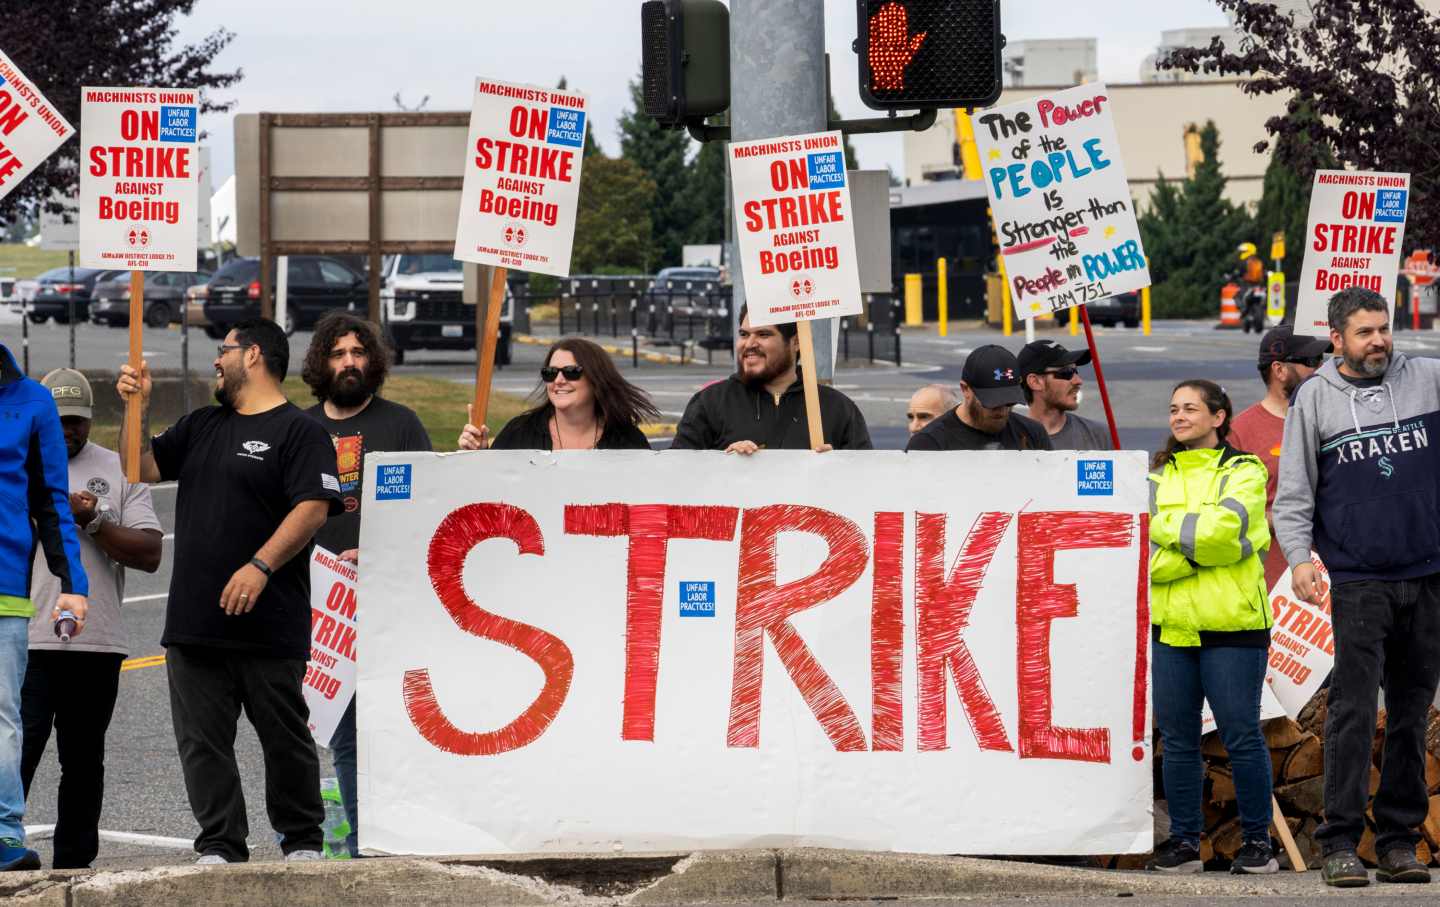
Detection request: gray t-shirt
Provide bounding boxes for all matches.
[1049,413,1113,451]
[28,442,161,656]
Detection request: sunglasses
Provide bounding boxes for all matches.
[1283,356,1324,369]
[1043,367,1079,380]
[540,365,584,383]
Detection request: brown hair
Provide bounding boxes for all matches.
[1150,379,1233,471]
[301,312,391,400]
[525,337,661,428]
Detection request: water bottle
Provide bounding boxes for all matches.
[54,610,77,642]
[320,777,351,860]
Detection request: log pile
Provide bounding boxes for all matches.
[1097,699,1440,871]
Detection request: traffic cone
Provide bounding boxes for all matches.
[1218,284,1241,329]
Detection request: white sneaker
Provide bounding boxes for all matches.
[285,849,322,862]
[196,853,230,865]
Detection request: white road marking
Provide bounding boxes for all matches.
[1131,346,1169,352]
[122,593,168,604]
[26,824,193,850]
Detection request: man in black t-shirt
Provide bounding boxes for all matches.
[906,345,1052,452]
[301,313,430,857]
[117,318,340,865]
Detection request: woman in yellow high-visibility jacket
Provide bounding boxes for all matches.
[1147,379,1276,876]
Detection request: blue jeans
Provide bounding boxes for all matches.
[0,617,30,842]
[1152,640,1272,845]
[328,697,358,857]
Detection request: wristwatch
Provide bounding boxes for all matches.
[84,502,116,536]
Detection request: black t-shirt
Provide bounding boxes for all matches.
[905,408,1053,452]
[306,396,432,552]
[491,408,652,450]
[152,402,342,659]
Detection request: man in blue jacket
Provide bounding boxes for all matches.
[0,343,89,871]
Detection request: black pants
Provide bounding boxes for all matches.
[19,650,124,869]
[167,644,323,861]
[1318,574,1440,856]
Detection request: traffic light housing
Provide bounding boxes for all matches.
[641,0,730,127]
[856,0,1003,110]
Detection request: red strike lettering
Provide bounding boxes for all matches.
[87,145,191,179]
[0,140,23,187]
[1311,222,1396,255]
[870,512,905,751]
[401,503,574,756]
[742,191,844,232]
[474,138,573,182]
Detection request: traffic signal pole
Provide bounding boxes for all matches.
[729,0,836,382]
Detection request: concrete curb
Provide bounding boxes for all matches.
[515,333,691,366]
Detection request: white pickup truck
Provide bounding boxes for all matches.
[380,254,512,365]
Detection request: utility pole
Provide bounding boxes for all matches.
[729,0,835,381]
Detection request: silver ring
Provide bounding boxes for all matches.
[240,593,249,599]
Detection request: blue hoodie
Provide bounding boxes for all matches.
[0,343,87,613]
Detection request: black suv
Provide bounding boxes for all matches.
[200,256,367,336]
[90,270,213,328]
[27,267,124,324]
[1086,290,1141,328]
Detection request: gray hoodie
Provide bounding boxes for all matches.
[1274,352,1440,584]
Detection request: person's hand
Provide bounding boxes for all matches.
[725,440,760,456]
[69,490,98,527]
[53,593,87,636]
[1292,562,1322,605]
[457,405,490,450]
[220,562,268,615]
[116,360,152,405]
[338,549,359,564]
[813,443,834,453]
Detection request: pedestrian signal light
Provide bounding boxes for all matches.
[856,0,1003,110]
[641,0,730,128]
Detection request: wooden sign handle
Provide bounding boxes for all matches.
[471,266,508,430]
[124,270,144,482]
[1271,795,1307,872]
[795,320,826,451]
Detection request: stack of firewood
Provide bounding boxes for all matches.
[1097,698,1440,871]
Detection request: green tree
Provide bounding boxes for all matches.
[826,91,860,171]
[572,155,657,274]
[1138,121,1254,317]
[679,136,725,245]
[618,77,691,269]
[1251,100,1336,283]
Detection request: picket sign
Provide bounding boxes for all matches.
[1294,171,1410,333]
[356,449,1153,856]
[0,49,74,202]
[304,547,360,744]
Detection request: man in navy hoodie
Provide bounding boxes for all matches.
[0,343,89,871]
[1275,287,1440,888]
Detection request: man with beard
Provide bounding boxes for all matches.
[1228,325,1330,589]
[907,345,1051,451]
[116,318,341,865]
[301,312,429,857]
[1275,288,1440,887]
[670,306,871,452]
[1017,339,1111,450]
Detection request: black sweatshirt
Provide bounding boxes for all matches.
[670,374,872,451]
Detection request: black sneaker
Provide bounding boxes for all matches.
[1321,849,1370,888]
[1147,838,1203,873]
[1231,839,1279,874]
[1377,847,1431,884]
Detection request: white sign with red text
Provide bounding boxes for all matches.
[357,450,1152,856]
[305,546,359,745]
[0,49,74,202]
[1262,551,1333,718]
[453,78,587,277]
[728,131,862,326]
[79,86,199,271]
[971,84,1150,320]
[1295,170,1410,333]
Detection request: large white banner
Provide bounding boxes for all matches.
[453,78,587,277]
[357,450,1152,856]
[971,84,1150,320]
[79,86,199,272]
[1294,170,1410,333]
[728,131,863,326]
[0,49,74,203]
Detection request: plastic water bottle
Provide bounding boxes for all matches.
[54,610,77,642]
[320,777,351,860]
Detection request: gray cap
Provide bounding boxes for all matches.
[41,368,93,419]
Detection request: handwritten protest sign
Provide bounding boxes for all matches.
[453,78,587,277]
[305,546,359,744]
[79,87,198,271]
[971,84,1150,320]
[728,131,862,326]
[0,50,74,202]
[1294,170,1410,333]
[357,450,1152,856]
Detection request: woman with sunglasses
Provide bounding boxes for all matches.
[457,337,659,450]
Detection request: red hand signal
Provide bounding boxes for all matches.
[869,2,927,91]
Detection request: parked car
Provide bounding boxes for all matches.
[90,270,213,328]
[183,286,214,335]
[1086,290,1141,328]
[380,254,512,366]
[200,256,368,336]
[643,266,723,315]
[27,266,123,324]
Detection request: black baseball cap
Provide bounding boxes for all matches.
[961,345,1026,407]
[1258,325,1331,368]
[1017,339,1092,379]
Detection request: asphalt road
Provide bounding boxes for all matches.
[9,312,1440,872]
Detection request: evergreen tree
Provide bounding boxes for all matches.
[826,91,860,171]
[679,136,726,246]
[573,155,657,274]
[618,77,692,269]
[1252,100,1335,282]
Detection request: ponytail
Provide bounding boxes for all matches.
[1150,379,1234,471]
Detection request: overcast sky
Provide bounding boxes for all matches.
[174,0,1229,186]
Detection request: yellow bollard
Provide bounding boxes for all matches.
[904,273,923,326]
[937,258,948,337]
[1002,288,1012,336]
[1070,305,1079,336]
[1142,285,1152,336]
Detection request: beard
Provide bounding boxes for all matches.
[739,351,795,389]
[213,363,246,409]
[322,365,380,407]
[1344,350,1390,378]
